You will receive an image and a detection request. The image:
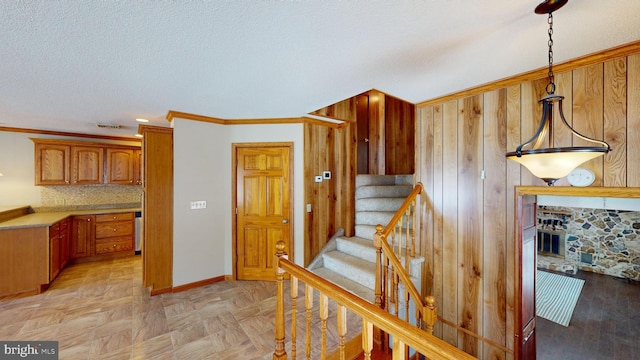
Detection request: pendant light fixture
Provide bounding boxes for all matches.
[506,0,610,186]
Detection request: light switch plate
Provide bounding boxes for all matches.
[314,175,323,183]
[323,171,331,179]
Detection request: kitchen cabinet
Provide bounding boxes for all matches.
[106,148,135,184]
[49,218,70,281]
[49,222,61,281]
[71,215,94,258]
[60,218,71,268]
[34,143,71,185]
[134,149,142,185]
[71,146,104,185]
[94,212,134,254]
[32,139,141,186]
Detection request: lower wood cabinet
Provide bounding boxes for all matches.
[71,215,94,258]
[70,212,134,259]
[49,217,70,281]
[94,212,134,255]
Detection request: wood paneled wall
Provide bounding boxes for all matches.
[305,98,358,266]
[385,95,415,175]
[304,91,416,265]
[416,43,640,359]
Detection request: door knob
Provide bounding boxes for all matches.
[282,219,289,224]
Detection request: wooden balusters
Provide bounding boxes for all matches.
[273,242,287,360]
[291,276,299,359]
[305,284,313,359]
[362,320,373,360]
[320,293,328,360]
[337,304,347,360]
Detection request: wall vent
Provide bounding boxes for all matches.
[97,123,122,129]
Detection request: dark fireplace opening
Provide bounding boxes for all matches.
[537,230,565,258]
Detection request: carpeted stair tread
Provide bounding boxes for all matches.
[356,185,413,199]
[355,197,407,211]
[322,250,377,290]
[355,174,413,187]
[312,267,375,302]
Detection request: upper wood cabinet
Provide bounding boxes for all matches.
[134,149,142,185]
[34,143,71,185]
[71,146,104,185]
[32,138,140,186]
[106,148,135,184]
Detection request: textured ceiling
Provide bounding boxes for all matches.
[1,1,639,138]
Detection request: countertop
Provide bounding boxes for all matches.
[0,206,141,230]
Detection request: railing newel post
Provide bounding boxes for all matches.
[273,241,287,360]
[423,295,437,335]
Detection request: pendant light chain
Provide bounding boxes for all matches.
[546,12,556,94]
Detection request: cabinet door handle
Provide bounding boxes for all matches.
[113,228,117,232]
[113,244,117,248]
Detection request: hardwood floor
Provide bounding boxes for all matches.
[536,269,640,360]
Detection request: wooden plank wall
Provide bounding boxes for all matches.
[304,91,416,265]
[304,97,358,266]
[416,45,640,359]
[385,95,415,175]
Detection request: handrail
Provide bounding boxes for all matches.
[373,182,424,328]
[273,242,477,360]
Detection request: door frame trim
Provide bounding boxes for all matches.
[513,186,640,358]
[231,142,295,280]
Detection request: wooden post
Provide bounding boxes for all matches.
[423,295,437,335]
[273,241,287,360]
[373,225,385,349]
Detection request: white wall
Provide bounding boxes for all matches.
[0,132,40,206]
[171,119,304,287]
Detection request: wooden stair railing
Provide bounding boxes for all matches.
[373,183,424,335]
[273,241,477,360]
[373,183,514,357]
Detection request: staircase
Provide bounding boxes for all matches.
[308,174,424,302]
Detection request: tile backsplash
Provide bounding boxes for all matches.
[39,185,142,209]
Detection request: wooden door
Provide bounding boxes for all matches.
[516,195,537,359]
[235,144,292,281]
[72,146,104,185]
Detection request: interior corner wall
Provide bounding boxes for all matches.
[172,119,231,286]
[172,119,304,287]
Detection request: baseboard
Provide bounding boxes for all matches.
[171,275,226,293]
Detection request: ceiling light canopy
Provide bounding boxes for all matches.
[506,0,610,186]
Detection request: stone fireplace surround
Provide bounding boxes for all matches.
[537,203,640,281]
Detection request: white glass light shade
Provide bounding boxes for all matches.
[506,148,606,185]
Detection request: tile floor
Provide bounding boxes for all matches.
[0,256,275,359]
[0,255,361,360]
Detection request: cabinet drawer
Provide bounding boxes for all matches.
[95,237,134,254]
[95,222,133,238]
[95,212,134,223]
